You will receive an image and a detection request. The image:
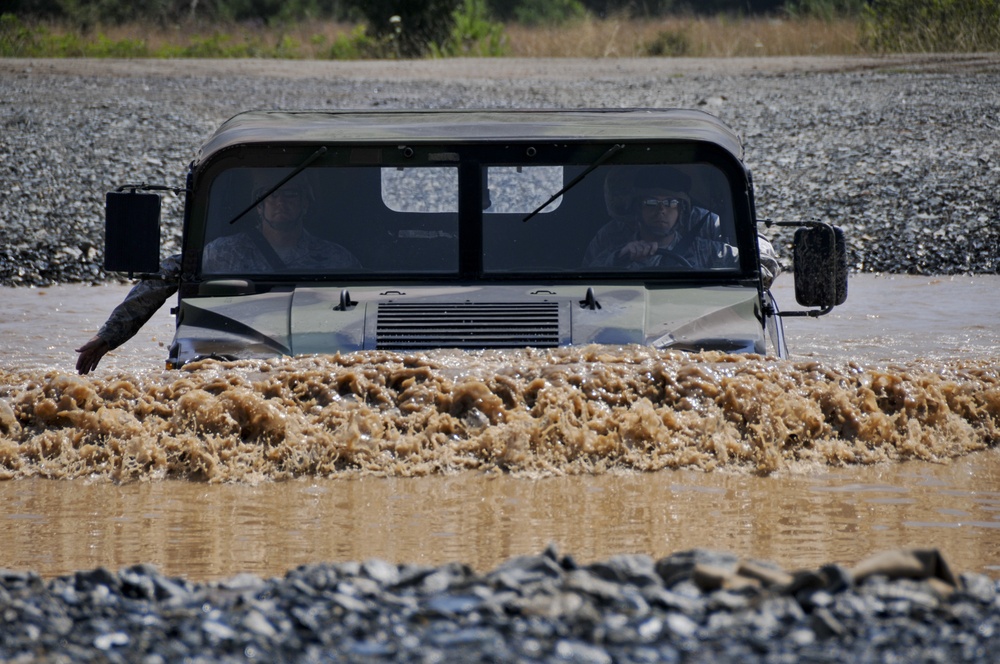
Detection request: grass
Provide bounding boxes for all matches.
[0,14,874,60]
[505,15,865,57]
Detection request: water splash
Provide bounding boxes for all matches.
[1,346,996,482]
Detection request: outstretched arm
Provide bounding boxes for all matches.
[75,255,182,374]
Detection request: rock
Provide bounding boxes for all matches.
[0,549,998,661]
[655,549,740,587]
[587,553,659,587]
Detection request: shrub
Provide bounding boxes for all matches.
[863,0,1000,52]
[169,31,258,57]
[644,28,689,56]
[0,13,41,56]
[784,0,867,21]
[513,0,586,26]
[0,14,149,57]
[346,0,462,58]
[430,0,507,56]
[274,33,302,58]
[89,33,148,57]
[328,24,383,59]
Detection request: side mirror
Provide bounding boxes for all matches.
[104,191,161,275]
[792,224,848,310]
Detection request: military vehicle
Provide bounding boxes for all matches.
[105,109,847,366]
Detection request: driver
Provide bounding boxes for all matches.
[583,167,736,270]
[583,168,777,285]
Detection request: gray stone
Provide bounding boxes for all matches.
[554,639,612,664]
[810,607,846,638]
[665,611,700,639]
[564,569,626,603]
[201,618,237,641]
[94,631,130,650]
[423,593,483,616]
[242,609,278,638]
[362,558,400,586]
[959,572,998,604]
[329,591,370,613]
[655,549,740,588]
[587,554,659,587]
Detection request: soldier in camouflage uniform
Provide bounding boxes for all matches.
[202,181,360,274]
[76,179,359,374]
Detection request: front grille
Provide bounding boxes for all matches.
[376,301,564,349]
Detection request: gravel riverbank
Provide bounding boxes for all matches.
[0,55,998,286]
[3,546,998,663]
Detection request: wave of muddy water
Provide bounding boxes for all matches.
[1,275,998,579]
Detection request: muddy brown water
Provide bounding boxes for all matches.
[1,274,998,580]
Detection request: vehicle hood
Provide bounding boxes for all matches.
[170,283,764,364]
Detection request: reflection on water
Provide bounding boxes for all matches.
[775,274,1000,362]
[0,275,997,580]
[0,281,176,374]
[3,451,1000,581]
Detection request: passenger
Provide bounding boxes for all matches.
[583,167,780,286]
[202,178,359,274]
[75,176,359,375]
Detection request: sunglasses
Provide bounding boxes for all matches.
[642,198,682,210]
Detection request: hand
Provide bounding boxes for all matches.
[617,240,659,261]
[75,336,111,375]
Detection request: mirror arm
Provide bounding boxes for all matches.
[126,272,175,281]
[777,305,834,318]
[115,183,188,195]
[759,219,827,231]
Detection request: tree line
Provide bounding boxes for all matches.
[4,0,863,26]
[4,0,997,56]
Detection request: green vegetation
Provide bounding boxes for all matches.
[1,15,251,57]
[2,0,998,58]
[511,0,586,27]
[430,0,507,57]
[784,0,867,20]
[1,14,142,56]
[347,0,506,57]
[863,0,1000,52]
[349,0,460,57]
[644,29,689,57]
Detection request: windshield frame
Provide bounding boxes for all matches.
[182,139,760,285]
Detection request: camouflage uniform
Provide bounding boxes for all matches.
[202,229,360,274]
[97,254,181,350]
[96,230,360,350]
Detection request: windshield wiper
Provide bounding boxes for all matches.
[226,146,328,225]
[522,143,624,223]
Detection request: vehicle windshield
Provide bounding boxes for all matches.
[200,159,741,278]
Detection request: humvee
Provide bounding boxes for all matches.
[105,109,847,367]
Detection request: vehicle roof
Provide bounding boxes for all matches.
[197,108,745,164]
